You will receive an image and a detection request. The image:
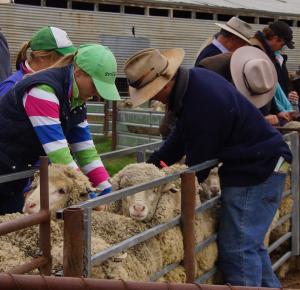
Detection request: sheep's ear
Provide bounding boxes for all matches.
[31,170,40,190]
[110,172,122,191]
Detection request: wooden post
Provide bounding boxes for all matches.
[112,102,117,150]
[39,156,52,275]
[181,171,196,283]
[63,208,85,277]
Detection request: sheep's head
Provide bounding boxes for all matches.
[111,163,168,222]
[204,167,221,195]
[23,164,94,214]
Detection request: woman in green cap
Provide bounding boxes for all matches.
[0,26,76,97]
[0,44,120,215]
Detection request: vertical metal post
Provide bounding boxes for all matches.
[103,101,109,137]
[39,156,52,275]
[83,208,92,277]
[181,172,196,283]
[136,151,145,163]
[112,102,117,150]
[63,208,85,277]
[291,132,300,256]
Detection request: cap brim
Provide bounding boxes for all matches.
[286,40,295,49]
[230,46,277,108]
[55,46,77,56]
[128,48,185,108]
[93,78,121,101]
[215,23,251,44]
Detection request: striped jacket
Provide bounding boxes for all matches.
[0,66,110,190]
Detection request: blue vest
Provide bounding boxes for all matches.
[0,66,86,173]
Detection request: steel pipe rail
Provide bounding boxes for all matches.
[7,257,49,275]
[0,274,298,290]
[75,159,219,210]
[0,157,51,275]
[0,211,50,236]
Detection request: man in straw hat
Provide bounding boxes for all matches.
[195,16,253,66]
[124,47,292,287]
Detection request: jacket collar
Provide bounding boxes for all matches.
[168,66,189,116]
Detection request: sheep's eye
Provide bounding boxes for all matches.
[58,188,66,194]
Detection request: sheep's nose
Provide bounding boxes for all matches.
[133,204,145,212]
[210,186,220,194]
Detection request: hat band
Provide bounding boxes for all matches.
[129,60,169,89]
[243,71,270,96]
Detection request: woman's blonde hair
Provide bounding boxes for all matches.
[50,53,76,69]
[50,53,89,77]
[15,41,62,70]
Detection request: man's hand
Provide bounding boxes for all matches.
[277,112,291,122]
[265,114,279,125]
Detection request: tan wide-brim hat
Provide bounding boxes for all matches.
[215,17,252,44]
[230,46,277,108]
[124,48,185,108]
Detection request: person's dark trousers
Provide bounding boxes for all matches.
[218,172,286,287]
[0,164,27,215]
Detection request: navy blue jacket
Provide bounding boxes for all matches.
[195,43,222,66]
[0,66,86,173]
[148,68,292,186]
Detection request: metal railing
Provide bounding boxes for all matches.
[62,131,300,283]
[0,132,298,282]
[0,157,51,275]
[1,273,299,290]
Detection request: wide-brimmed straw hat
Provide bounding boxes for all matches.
[124,48,185,107]
[215,17,252,44]
[230,46,277,108]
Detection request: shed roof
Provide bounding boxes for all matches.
[135,0,300,16]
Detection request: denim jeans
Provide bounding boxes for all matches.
[218,172,286,287]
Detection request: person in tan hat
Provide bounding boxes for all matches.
[195,16,252,66]
[198,46,297,126]
[124,47,292,287]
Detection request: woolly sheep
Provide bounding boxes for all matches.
[150,100,166,112]
[3,162,218,282]
[23,164,94,215]
[198,166,221,202]
[109,162,218,282]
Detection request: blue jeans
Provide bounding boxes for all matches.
[218,172,286,287]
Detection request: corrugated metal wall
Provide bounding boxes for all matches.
[0,3,299,73]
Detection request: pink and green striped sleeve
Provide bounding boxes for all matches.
[67,121,111,189]
[23,84,78,169]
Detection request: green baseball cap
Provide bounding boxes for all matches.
[30,26,76,55]
[74,44,121,101]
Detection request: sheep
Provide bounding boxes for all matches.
[23,164,94,215]
[117,99,134,109]
[110,163,178,222]
[109,162,218,282]
[198,166,221,202]
[283,121,300,129]
[150,100,166,112]
[2,162,218,282]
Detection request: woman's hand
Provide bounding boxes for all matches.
[288,91,299,103]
